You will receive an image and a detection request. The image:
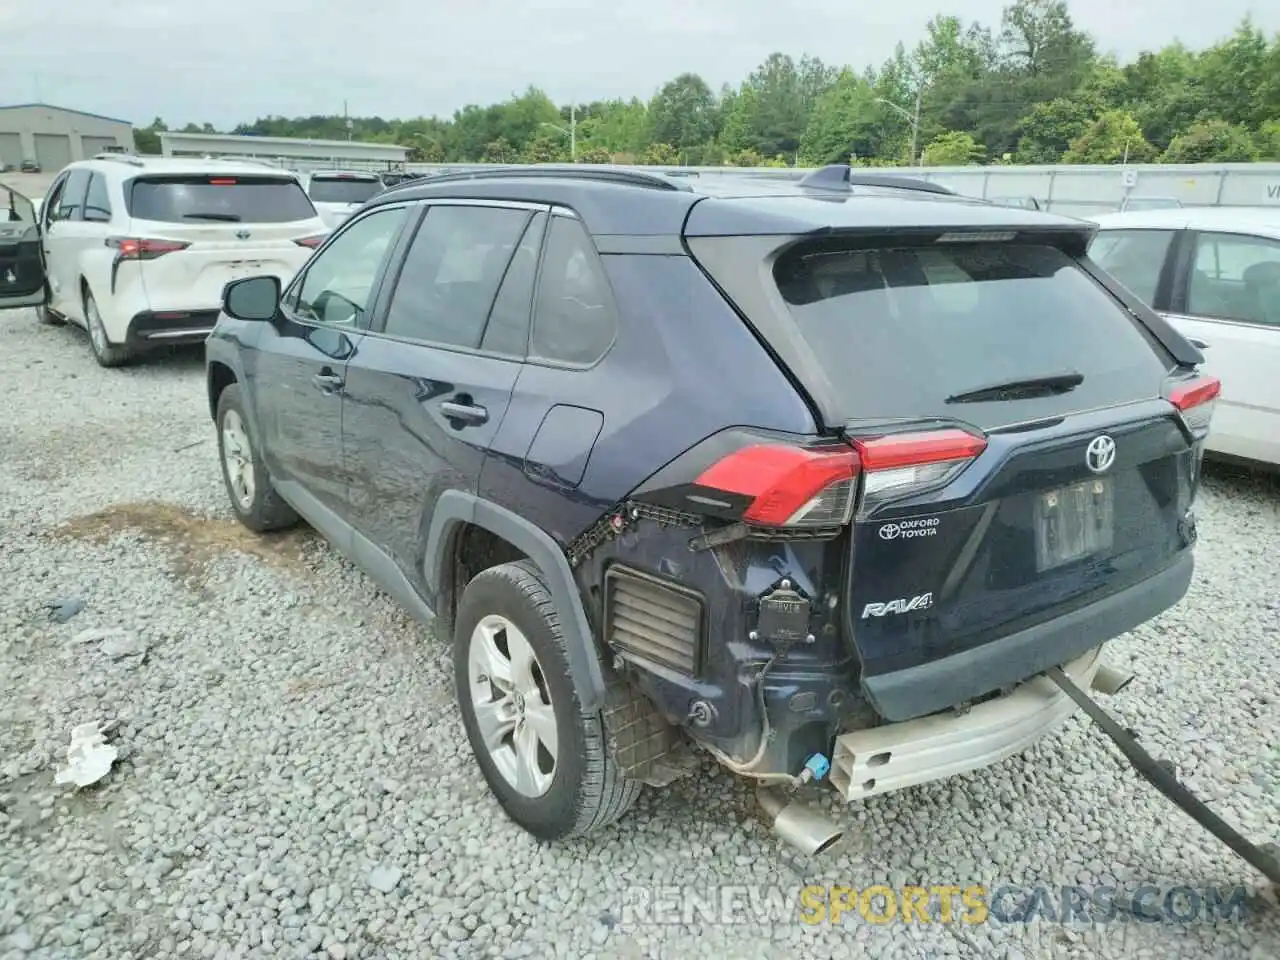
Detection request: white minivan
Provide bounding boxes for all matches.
[302,171,385,230]
[0,155,330,366]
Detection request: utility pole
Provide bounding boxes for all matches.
[344,100,352,142]
[911,85,922,167]
[570,103,576,163]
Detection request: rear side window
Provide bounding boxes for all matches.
[771,242,1170,423]
[54,170,90,222]
[1089,229,1175,304]
[308,177,382,205]
[84,173,112,223]
[529,216,619,366]
[127,176,316,224]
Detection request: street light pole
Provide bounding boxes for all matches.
[876,92,922,166]
[541,104,578,162]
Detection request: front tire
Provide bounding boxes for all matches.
[83,290,130,367]
[215,383,299,532]
[454,560,641,841]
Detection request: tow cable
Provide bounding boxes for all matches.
[1046,666,1280,885]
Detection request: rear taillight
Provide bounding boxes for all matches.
[695,445,858,527]
[294,235,327,249]
[690,427,986,530]
[1168,375,1220,437]
[851,429,988,515]
[106,237,190,260]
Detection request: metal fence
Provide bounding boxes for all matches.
[399,161,1280,214]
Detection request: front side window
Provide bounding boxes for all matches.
[381,204,531,349]
[291,207,406,327]
[1088,229,1175,305]
[528,216,619,365]
[1187,232,1280,326]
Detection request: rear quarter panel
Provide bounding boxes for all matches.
[477,252,818,545]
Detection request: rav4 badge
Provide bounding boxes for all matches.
[861,592,934,618]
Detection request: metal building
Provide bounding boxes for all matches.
[0,103,136,172]
[158,131,410,172]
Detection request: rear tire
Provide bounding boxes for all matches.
[36,304,64,326]
[215,383,299,532]
[83,290,130,367]
[454,560,641,841]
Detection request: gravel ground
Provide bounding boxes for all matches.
[1,308,1278,960]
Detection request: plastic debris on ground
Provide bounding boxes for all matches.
[54,721,119,788]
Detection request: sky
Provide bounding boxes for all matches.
[1,0,1276,129]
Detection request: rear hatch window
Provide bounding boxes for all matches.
[127,175,317,224]
[308,176,382,205]
[769,240,1173,429]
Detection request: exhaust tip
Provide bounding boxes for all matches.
[758,787,845,857]
[1092,662,1136,696]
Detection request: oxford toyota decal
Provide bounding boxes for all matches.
[877,516,940,541]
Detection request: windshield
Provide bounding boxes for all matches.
[127,176,317,224]
[771,241,1171,425]
[308,177,382,205]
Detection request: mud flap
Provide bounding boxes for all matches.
[1046,667,1280,885]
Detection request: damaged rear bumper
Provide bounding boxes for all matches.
[830,646,1105,801]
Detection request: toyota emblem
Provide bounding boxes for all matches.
[235,229,251,240]
[878,523,900,540]
[1085,435,1116,474]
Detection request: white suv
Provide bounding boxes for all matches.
[0,156,330,366]
[302,171,384,229]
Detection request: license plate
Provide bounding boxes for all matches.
[1034,478,1115,571]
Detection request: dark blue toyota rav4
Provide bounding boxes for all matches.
[205,164,1217,853]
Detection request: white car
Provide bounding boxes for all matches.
[1089,207,1280,469]
[302,171,384,230]
[0,156,329,366]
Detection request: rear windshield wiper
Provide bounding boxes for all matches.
[181,212,241,222]
[945,371,1084,404]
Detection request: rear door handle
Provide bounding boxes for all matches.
[440,400,488,425]
[312,372,344,393]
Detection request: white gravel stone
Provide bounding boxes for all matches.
[0,307,1277,958]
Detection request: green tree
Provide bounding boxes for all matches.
[521,135,569,164]
[481,137,516,163]
[640,142,679,165]
[719,84,759,154]
[799,69,879,165]
[1257,121,1280,161]
[649,73,718,151]
[1015,98,1094,162]
[1161,121,1259,163]
[922,131,986,165]
[1062,110,1157,163]
[576,146,613,164]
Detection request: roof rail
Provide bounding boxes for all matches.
[408,165,692,192]
[93,153,146,167]
[798,164,956,196]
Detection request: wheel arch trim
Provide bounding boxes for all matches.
[425,490,608,712]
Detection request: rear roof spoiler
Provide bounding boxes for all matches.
[799,164,957,196]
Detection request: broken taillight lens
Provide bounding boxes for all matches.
[851,428,988,516]
[690,427,987,529]
[694,444,859,528]
[1168,375,1220,438]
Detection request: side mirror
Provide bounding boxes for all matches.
[223,275,280,322]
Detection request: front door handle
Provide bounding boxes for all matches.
[440,400,488,425]
[312,371,344,393]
